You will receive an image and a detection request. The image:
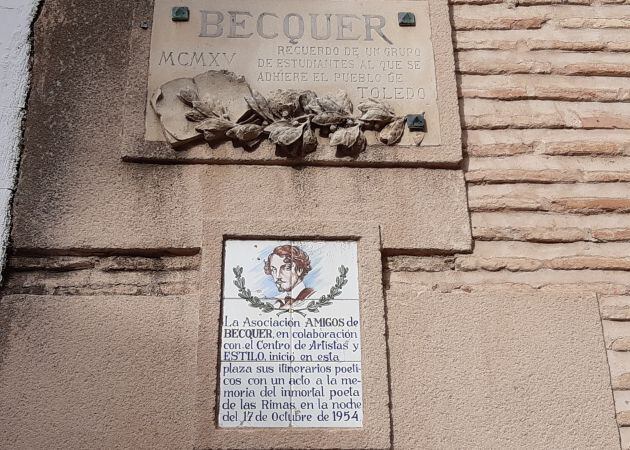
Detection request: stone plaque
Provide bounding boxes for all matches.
[127,0,462,165]
[219,240,362,427]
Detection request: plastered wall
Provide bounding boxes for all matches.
[1,0,629,448]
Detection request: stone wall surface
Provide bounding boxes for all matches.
[2,0,630,448]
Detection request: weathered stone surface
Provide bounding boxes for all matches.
[455,256,544,271]
[614,373,630,390]
[594,229,630,241]
[453,17,547,30]
[472,211,630,243]
[599,305,630,321]
[7,256,96,271]
[388,286,618,448]
[391,268,630,295]
[543,141,626,156]
[458,52,630,77]
[454,256,630,272]
[615,390,630,414]
[611,338,630,352]
[527,40,607,51]
[462,99,630,130]
[96,255,200,271]
[561,63,630,77]
[466,155,630,183]
[465,142,533,156]
[473,225,590,242]
[0,295,197,448]
[461,85,630,102]
[558,18,630,29]
[2,255,200,297]
[386,256,455,272]
[199,166,471,252]
[469,183,630,214]
[450,0,503,4]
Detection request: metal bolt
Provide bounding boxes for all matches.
[406,114,426,131]
[171,6,190,22]
[398,12,416,27]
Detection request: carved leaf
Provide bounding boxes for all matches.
[244,89,275,122]
[351,130,368,154]
[335,90,353,115]
[185,110,208,122]
[301,125,318,155]
[329,125,361,147]
[264,120,291,133]
[195,117,235,132]
[413,131,426,146]
[267,90,301,119]
[360,108,396,124]
[178,88,199,106]
[307,95,346,114]
[299,91,318,113]
[312,112,347,126]
[192,99,224,118]
[337,129,367,157]
[355,131,367,151]
[202,130,225,143]
[379,117,406,145]
[268,123,305,146]
[357,98,395,115]
[226,124,264,142]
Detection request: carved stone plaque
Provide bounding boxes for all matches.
[125,0,462,165]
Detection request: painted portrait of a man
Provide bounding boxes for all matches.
[263,244,316,309]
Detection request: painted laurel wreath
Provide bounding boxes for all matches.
[232,265,349,316]
[178,87,424,158]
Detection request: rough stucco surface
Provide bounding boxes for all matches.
[0,295,198,449]
[9,0,471,254]
[387,284,619,449]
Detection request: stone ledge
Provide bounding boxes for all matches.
[2,255,201,296]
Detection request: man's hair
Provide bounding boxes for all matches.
[263,245,312,277]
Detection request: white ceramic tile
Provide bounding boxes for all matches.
[288,361,363,428]
[222,297,288,325]
[220,327,293,364]
[218,362,292,428]
[290,300,362,363]
[224,240,359,301]
[223,239,292,300]
[290,241,359,300]
[219,239,362,429]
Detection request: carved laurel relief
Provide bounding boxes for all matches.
[151,70,425,157]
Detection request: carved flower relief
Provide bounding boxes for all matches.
[151,70,425,157]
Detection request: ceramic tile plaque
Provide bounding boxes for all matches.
[219,240,362,428]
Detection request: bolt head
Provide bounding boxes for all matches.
[406,114,426,131]
[171,6,190,22]
[398,12,416,27]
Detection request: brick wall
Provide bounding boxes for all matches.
[387,0,630,445]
